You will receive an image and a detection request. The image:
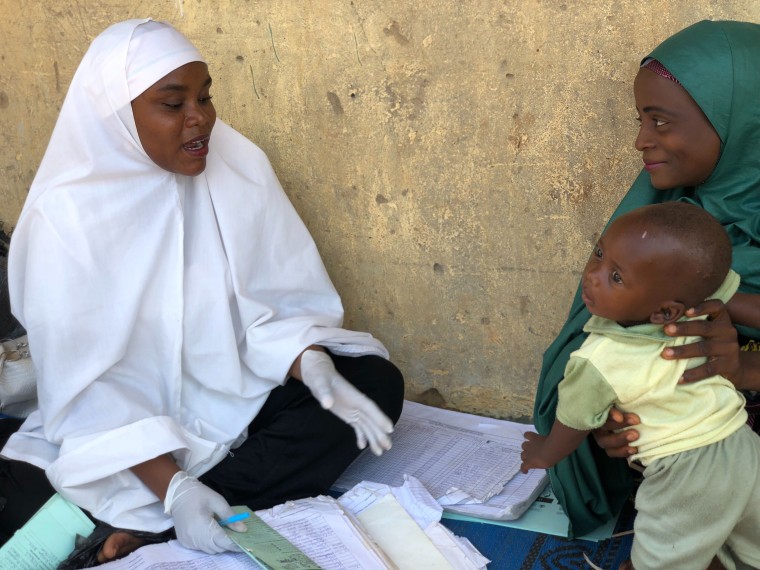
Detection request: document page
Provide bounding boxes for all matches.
[333,400,547,518]
[0,493,95,570]
[93,540,256,569]
[354,493,454,570]
[224,507,320,569]
[91,479,491,570]
[255,496,392,570]
[339,477,489,570]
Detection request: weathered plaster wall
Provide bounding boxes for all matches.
[2,1,758,420]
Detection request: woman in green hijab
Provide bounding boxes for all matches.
[534,19,760,540]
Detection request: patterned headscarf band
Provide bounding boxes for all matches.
[641,57,681,85]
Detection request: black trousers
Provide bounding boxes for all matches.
[0,417,55,544]
[0,353,404,544]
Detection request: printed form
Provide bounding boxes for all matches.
[256,496,391,570]
[333,400,548,520]
[92,478,488,570]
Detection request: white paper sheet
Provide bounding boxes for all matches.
[83,477,489,570]
[334,400,547,519]
[92,540,256,569]
[339,477,489,570]
[256,496,392,570]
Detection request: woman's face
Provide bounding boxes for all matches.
[633,68,721,189]
[131,61,216,176]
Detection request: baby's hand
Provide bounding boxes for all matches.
[520,431,549,473]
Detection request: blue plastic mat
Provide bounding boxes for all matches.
[441,499,635,570]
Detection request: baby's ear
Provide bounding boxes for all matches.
[649,301,686,325]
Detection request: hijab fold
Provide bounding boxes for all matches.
[534,20,760,537]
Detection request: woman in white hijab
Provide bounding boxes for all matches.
[0,18,403,564]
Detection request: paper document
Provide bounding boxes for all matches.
[255,495,393,569]
[334,400,547,519]
[93,540,256,569]
[86,477,489,570]
[224,506,320,569]
[355,492,454,569]
[443,485,618,542]
[339,477,489,570]
[0,493,95,570]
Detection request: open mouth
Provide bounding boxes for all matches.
[183,135,210,151]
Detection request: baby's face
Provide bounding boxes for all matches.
[581,214,681,326]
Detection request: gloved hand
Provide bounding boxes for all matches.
[300,349,393,456]
[163,471,245,554]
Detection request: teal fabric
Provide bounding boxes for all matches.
[533,20,760,538]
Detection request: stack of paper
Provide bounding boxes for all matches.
[333,400,548,520]
[88,478,489,570]
[223,507,321,569]
[248,476,489,570]
[248,496,393,569]
[339,477,489,569]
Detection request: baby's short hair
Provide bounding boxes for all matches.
[628,201,732,302]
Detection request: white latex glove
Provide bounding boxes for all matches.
[163,471,246,554]
[300,349,394,456]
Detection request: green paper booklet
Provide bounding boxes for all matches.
[0,493,95,570]
[224,506,321,570]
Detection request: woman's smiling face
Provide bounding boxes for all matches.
[131,61,216,176]
[633,67,721,190]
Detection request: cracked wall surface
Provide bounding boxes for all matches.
[2,1,758,420]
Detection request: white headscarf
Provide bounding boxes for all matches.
[3,19,386,531]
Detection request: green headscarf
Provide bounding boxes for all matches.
[533,20,760,538]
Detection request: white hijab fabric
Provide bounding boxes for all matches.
[3,19,386,531]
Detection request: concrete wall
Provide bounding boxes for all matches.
[2,1,758,420]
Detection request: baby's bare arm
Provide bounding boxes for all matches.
[520,419,590,473]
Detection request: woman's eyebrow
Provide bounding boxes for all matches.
[641,105,674,115]
[156,76,212,93]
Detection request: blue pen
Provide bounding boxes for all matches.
[218,512,251,527]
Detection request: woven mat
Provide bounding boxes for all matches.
[441,499,635,570]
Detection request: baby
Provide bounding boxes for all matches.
[521,202,760,570]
